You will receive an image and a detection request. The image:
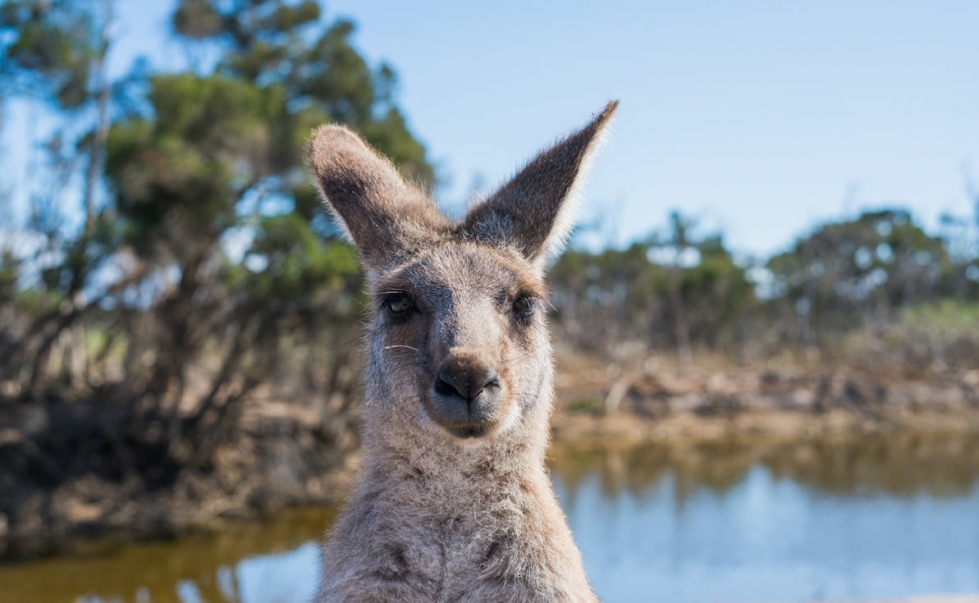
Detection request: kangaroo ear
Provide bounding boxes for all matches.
[307,125,450,272]
[464,101,618,271]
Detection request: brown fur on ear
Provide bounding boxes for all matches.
[308,125,451,271]
[463,101,618,270]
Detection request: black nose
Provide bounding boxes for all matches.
[434,363,499,402]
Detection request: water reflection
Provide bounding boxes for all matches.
[549,433,979,502]
[0,508,334,603]
[2,433,978,603]
[552,434,979,602]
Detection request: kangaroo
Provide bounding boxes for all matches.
[308,101,618,603]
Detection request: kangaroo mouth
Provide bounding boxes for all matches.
[423,382,506,440]
[446,423,493,439]
[422,397,500,440]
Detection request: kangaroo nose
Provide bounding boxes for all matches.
[434,362,499,402]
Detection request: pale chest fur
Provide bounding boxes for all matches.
[316,457,598,603]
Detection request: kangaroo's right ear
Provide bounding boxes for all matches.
[307,125,450,272]
[463,102,617,274]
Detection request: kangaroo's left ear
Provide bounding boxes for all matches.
[307,124,451,274]
[463,101,618,272]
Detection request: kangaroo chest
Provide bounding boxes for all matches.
[321,469,582,602]
[363,485,526,577]
[317,451,599,602]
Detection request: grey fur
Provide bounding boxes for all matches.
[308,102,618,603]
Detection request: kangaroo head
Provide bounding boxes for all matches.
[308,103,617,448]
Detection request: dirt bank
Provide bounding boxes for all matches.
[552,359,979,440]
[0,395,357,560]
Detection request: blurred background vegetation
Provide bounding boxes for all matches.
[1,0,979,553]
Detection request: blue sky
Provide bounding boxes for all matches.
[6,0,979,257]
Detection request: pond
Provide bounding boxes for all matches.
[2,433,979,603]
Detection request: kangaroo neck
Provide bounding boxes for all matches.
[367,429,545,481]
[357,423,548,510]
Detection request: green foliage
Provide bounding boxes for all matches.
[903,299,979,331]
[550,216,757,356]
[0,250,18,303]
[768,209,952,343]
[843,300,979,377]
[230,213,362,309]
[0,0,99,108]
[566,397,604,416]
[681,236,754,348]
[170,0,434,188]
[106,74,291,256]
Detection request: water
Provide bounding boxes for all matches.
[2,433,978,603]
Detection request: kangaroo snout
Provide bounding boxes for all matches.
[434,362,499,401]
[428,352,504,438]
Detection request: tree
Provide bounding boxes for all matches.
[549,211,755,361]
[645,211,697,364]
[0,0,121,394]
[1,0,115,231]
[767,209,950,344]
[171,0,434,194]
[0,0,436,468]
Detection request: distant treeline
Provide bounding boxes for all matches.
[551,207,979,374]
[1,0,978,473]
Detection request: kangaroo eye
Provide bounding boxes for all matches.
[512,295,536,318]
[385,293,413,315]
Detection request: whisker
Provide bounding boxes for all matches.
[497,347,538,371]
[384,345,419,352]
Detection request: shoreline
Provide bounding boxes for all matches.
[2,363,978,561]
